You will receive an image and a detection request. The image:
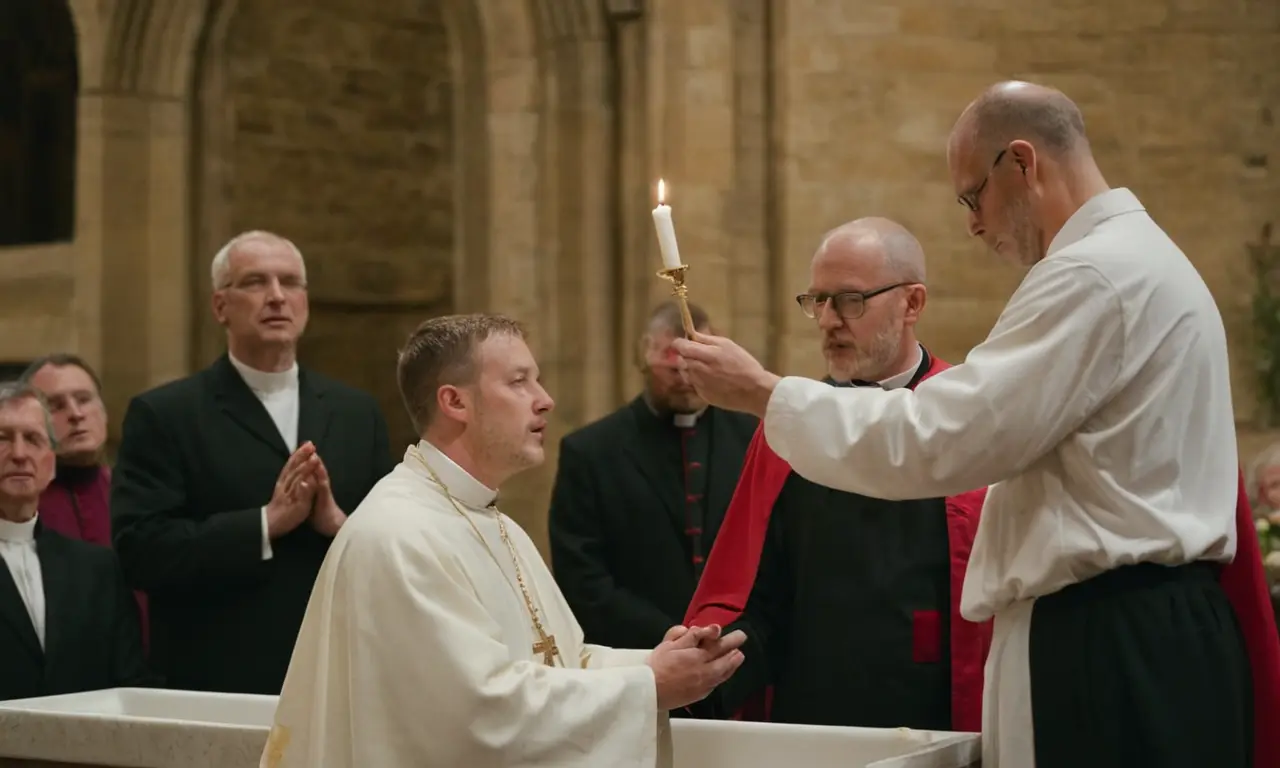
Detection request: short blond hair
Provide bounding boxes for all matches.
[396,314,527,431]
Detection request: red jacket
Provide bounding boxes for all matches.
[685,357,1280,765]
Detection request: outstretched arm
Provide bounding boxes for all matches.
[764,256,1126,499]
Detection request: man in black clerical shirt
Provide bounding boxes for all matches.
[0,382,152,701]
[549,301,757,652]
[110,231,394,695]
[690,217,989,731]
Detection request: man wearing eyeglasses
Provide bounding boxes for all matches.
[671,81,1280,768]
[110,231,395,696]
[683,216,992,733]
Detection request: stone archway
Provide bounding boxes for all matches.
[185,0,619,548]
[63,0,620,551]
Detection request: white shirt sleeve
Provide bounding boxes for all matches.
[260,507,274,561]
[763,255,1127,499]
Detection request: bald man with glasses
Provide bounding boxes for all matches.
[674,81,1280,768]
[683,217,993,733]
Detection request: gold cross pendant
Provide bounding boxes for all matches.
[532,629,560,666]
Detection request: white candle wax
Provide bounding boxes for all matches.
[652,204,682,270]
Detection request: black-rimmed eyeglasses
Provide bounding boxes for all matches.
[795,282,912,320]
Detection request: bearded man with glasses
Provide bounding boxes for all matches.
[684,217,992,733]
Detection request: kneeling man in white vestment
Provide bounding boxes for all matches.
[262,313,746,768]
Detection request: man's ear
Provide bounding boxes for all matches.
[436,384,468,422]
[1007,139,1037,179]
[211,291,228,326]
[903,285,927,326]
[637,332,665,370]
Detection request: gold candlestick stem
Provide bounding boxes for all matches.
[656,265,696,339]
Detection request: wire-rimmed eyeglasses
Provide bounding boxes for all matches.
[957,148,1008,212]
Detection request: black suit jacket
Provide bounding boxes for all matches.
[549,398,756,650]
[0,524,151,701]
[109,354,394,695]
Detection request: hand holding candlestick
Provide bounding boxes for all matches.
[651,179,697,339]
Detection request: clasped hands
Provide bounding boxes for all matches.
[669,331,781,419]
[264,442,347,539]
[646,623,747,711]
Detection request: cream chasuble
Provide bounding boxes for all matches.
[760,189,1237,767]
[263,442,670,768]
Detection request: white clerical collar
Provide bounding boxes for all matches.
[643,395,706,427]
[0,513,37,543]
[673,408,705,428]
[877,344,924,390]
[410,440,499,509]
[229,353,299,395]
[1046,187,1145,259]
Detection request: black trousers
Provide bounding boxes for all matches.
[1028,562,1253,768]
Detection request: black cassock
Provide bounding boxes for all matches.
[703,474,955,729]
[549,398,756,651]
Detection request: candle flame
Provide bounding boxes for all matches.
[657,178,666,205]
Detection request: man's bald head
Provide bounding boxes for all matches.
[948,81,1110,268]
[807,217,927,384]
[815,217,926,284]
[951,81,1089,161]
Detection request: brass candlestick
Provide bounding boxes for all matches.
[657,265,696,339]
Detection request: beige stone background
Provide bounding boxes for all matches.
[1,0,1277,557]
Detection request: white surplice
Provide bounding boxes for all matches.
[760,189,1237,767]
[262,441,669,768]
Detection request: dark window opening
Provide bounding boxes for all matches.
[0,361,34,382]
[0,0,78,247]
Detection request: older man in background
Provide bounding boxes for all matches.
[0,382,150,701]
[21,353,150,648]
[111,230,394,695]
[20,354,112,547]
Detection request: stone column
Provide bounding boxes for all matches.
[78,93,193,434]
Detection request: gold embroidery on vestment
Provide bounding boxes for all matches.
[263,723,291,768]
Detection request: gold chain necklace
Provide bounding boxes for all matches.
[408,447,562,667]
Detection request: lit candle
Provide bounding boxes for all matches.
[651,179,683,270]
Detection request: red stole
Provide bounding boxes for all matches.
[684,357,1280,763]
